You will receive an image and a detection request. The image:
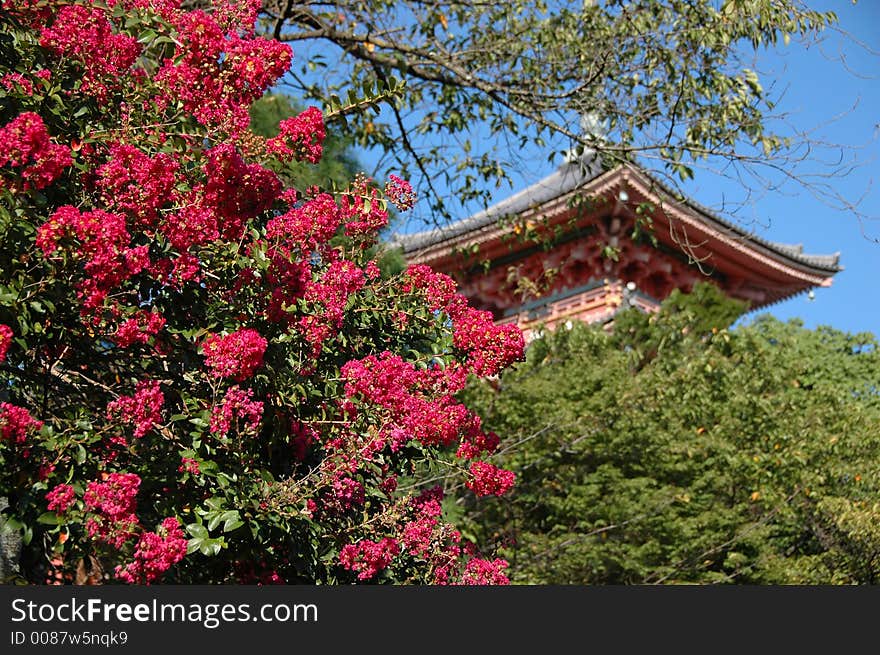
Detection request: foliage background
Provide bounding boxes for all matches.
[462,285,880,584]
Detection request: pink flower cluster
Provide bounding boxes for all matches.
[0,112,71,191]
[452,309,525,377]
[267,192,341,251]
[298,260,365,354]
[401,498,443,557]
[339,537,401,580]
[342,351,424,409]
[266,107,325,164]
[210,386,264,437]
[458,558,510,585]
[115,517,187,584]
[384,175,417,211]
[161,204,219,253]
[342,352,499,452]
[0,402,43,444]
[46,484,76,513]
[210,0,262,35]
[2,73,35,96]
[107,380,164,439]
[403,265,458,312]
[151,252,203,289]
[365,486,513,585]
[201,144,281,240]
[83,472,141,549]
[0,324,12,363]
[154,9,292,134]
[40,4,141,100]
[178,457,200,475]
[330,476,365,511]
[201,328,267,381]
[114,310,166,348]
[403,265,525,376]
[455,418,501,460]
[95,144,179,227]
[263,254,311,323]
[466,461,516,497]
[341,174,389,237]
[36,206,149,313]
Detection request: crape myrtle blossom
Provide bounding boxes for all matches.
[339,537,401,581]
[210,386,264,437]
[0,403,43,445]
[459,558,511,585]
[106,380,165,439]
[0,112,71,191]
[83,473,141,550]
[2,72,35,96]
[466,461,516,497]
[114,310,166,348]
[46,484,76,513]
[95,144,179,226]
[0,325,12,363]
[201,329,267,381]
[384,175,417,211]
[115,518,187,584]
[154,8,292,135]
[266,106,326,164]
[39,3,141,101]
[1,0,524,585]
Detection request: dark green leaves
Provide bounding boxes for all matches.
[462,286,880,584]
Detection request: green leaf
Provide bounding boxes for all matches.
[205,497,225,511]
[220,510,243,532]
[207,513,223,532]
[36,512,62,525]
[198,538,224,556]
[186,523,208,540]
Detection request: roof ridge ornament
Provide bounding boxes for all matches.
[562,111,605,176]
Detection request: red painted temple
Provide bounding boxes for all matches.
[397,156,842,338]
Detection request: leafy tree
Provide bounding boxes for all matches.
[254,0,855,224]
[0,0,523,585]
[461,284,880,584]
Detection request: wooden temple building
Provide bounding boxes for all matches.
[397,153,842,338]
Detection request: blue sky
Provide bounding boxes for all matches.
[703,0,880,338]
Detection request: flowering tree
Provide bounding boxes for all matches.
[0,0,523,584]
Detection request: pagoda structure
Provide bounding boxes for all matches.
[396,154,842,337]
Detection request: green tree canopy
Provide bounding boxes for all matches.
[461,285,880,583]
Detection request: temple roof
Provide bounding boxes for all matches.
[395,159,842,275]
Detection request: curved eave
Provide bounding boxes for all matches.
[624,165,842,275]
[400,165,842,291]
[618,166,840,285]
